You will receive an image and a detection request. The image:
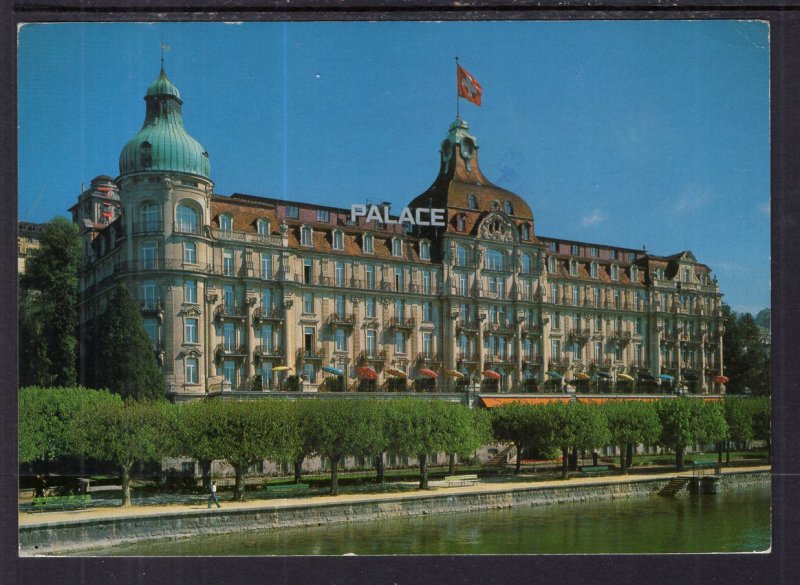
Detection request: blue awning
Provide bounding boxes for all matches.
[658,374,674,382]
[322,366,344,376]
[546,371,563,380]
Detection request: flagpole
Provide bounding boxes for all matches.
[455,56,460,120]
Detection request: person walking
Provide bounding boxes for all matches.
[208,480,221,509]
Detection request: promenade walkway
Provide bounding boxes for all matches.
[19,465,770,528]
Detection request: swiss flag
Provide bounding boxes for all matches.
[457,65,482,106]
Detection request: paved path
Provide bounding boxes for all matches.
[19,465,770,528]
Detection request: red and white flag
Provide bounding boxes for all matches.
[457,65,482,106]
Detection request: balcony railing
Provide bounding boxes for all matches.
[485,354,515,365]
[137,298,163,312]
[485,322,516,334]
[297,347,327,361]
[214,303,248,320]
[549,356,571,367]
[417,352,443,363]
[215,343,248,358]
[132,220,164,234]
[253,307,284,323]
[359,350,387,363]
[253,345,284,358]
[116,259,213,275]
[591,358,614,367]
[388,317,416,330]
[457,352,479,363]
[327,313,357,328]
[456,320,479,333]
[523,355,543,366]
[568,328,591,340]
[212,228,283,246]
[173,222,206,236]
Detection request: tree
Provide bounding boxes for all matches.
[723,397,754,463]
[721,304,770,395]
[95,285,166,401]
[19,217,81,387]
[178,399,226,488]
[695,401,729,463]
[491,403,536,474]
[603,401,661,474]
[201,399,298,501]
[78,400,179,506]
[290,399,321,484]
[750,397,771,458]
[544,402,610,479]
[656,399,696,471]
[19,386,122,467]
[305,399,384,495]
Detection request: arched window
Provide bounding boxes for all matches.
[485,249,505,271]
[392,238,403,257]
[176,203,199,234]
[139,201,161,232]
[420,240,430,260]
[363,234,374,253]
[521,253,532,274]
[468,194,478,209]
[257,219,270,235]
[300,226,313,246]
[220,214,233,232]
[140,142,152,168]
[456,215,466,231]
[184,241,197,264]
[332,230,344,251]
[503,201,514,215]
[456,244,468,267]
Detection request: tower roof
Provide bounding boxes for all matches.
[118,68,210,180]
[407,118,534,226]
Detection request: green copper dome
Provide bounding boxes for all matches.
[119,68,210,180]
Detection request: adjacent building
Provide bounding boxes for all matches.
[74,68,725,400]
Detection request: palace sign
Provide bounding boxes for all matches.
[351,204,446,226]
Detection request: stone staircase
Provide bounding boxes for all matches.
[658,477,691,497]
[486,446,516,467]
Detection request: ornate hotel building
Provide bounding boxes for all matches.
[73,69,725,399]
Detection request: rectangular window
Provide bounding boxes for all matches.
[395,331,406,354]
[366,330,376,356]
[551,339,561,359]
[261,324,273,351]
[335,261,345,287]
[140,242,157,269]
[316,209,330,223]
[185,358,198,384]
[141,281,156,306]
[261,253,272,279]
[303,327,315,352]
[549,241,557,252]
[301,227,313,246]
[333,231,344,250]
[285,205,299,219]
[460,274,468,295]
[223,285,234,311]
[548,257,556,274]
[335,294,346,317]
[303,259,313,284]
[365,297,376,318]
[185,318,198,344]
[571,244,579,255]
[594,341,603,361]
[363,234,374,254]
[591,247,599,257]
[223,360,237,385]
[422,271,431,294]
[303,292,314,314]
[262,288,272,312]
[184,242,196,264]
[392,238,403,257]
[335,328,347,352]
[365,265,375,289]
[144,318,158,343]
[223,323,235,350]
[395,299,405,320]
[184,280,197,304]
[572,285,579,306]
[614,346,623,361]
[423,332,433,357]
[550,283,558,303]
[610,249,618,260]
[303,363,317,384]
[423,301,432,322]
[590,263,598,278]
[489,277,497,294]
[223,249,234,276]
[395,268,404,290]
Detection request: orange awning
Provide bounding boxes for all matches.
[480,396,570,408]
[577,396,659,404]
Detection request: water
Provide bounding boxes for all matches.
[86,485,770,556]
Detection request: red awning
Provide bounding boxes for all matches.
[713,375,729,384]
[481,397,570,408]
[357,366,377,380]
[418,368,438,378]
[482,370,501,380]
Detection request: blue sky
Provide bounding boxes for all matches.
[17,20,770,314]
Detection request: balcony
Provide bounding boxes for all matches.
[297,347,327,361]
[116,259,212,275]
[485,354,515,366]
[359,349,387,363]
[253,306,284,323]
[327,313,357,328]
[417,352,443,364]
[212,227,283,247]
[568,328,591,341]
[214,303,248,321]
[457,352,479,364]
[523,355,543,367]
[215,343,248,359]
[591,358,614,368]
[485,322,516,335]
[138,298,164,314]
[522,324,540,336]
[609,330,632,344]
[132,220,164,234]
[173,222,207,236]
[388,317,416,330]
[253,345,284,359]
[549,356,571,368]
[456,320,480,333]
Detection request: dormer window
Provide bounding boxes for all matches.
[363,233,374,254]
[570,244,579,255]
[503,201,513,215]
[392,238,403,257]
[610,249,618,260]
[549,241,557,252]
[300,225,313,247]
[316,209,330,223]
[610,264,619,281]
[683,268,691,283]
[520,224,530,240]
[467,194,478,210]
[332,230,344,251]
[631,266,638,281]
[456,214,466,232]
[590,262,598,278]
[569,260,578,276]
[220,214,233,232]
[420,240,431,261]
[257,219,270,235]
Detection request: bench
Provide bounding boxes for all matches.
[443,474,480,487]
[268,483,310,496]
[29,494,92,512]
[579,465,611,477]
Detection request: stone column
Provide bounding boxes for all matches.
[204,290,218,391]
[245,296,257,379]
[514,311,524,392]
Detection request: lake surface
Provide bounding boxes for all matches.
[86,484,770,556]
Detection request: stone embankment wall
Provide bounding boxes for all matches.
[20,471,769,555]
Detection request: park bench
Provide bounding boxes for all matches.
[29,494,92,512]
[579,465,611,477]
[268,483,310,496]
[443,474,480,487]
